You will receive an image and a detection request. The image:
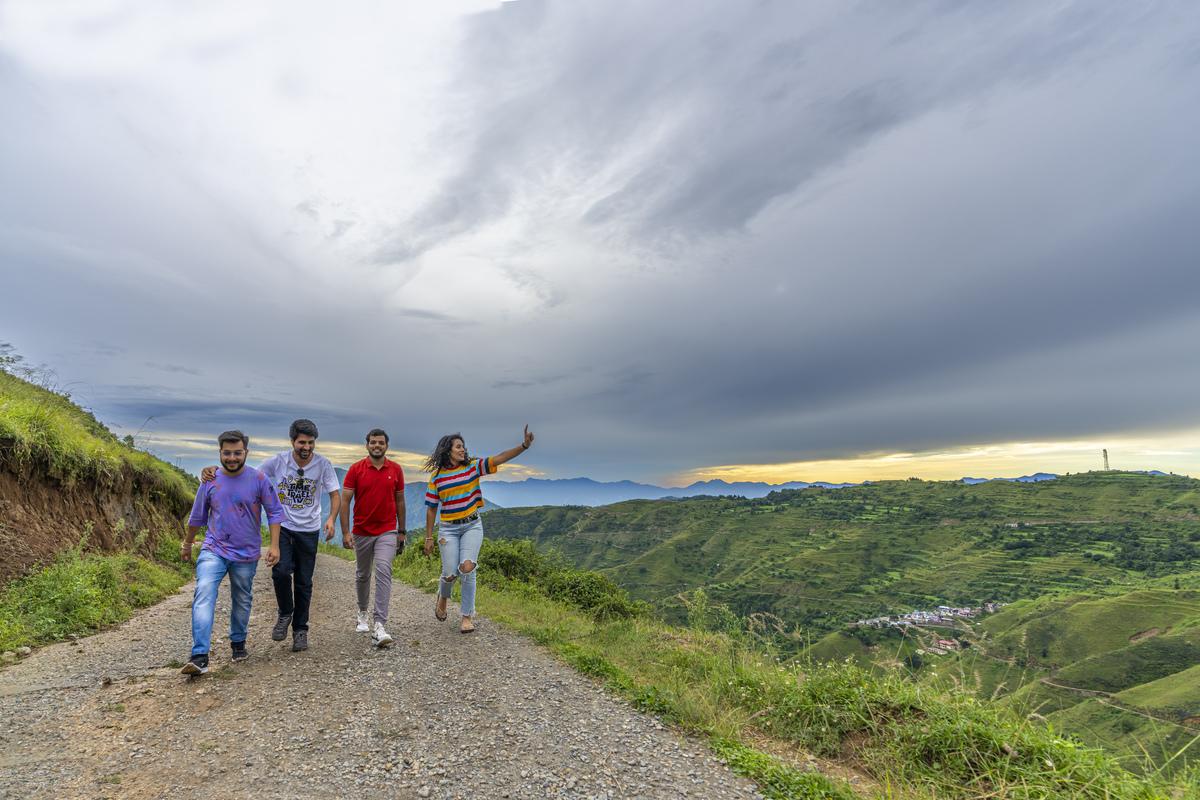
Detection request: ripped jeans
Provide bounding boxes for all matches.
[438,517,483,617]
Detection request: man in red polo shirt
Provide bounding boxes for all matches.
[340,428,406,648]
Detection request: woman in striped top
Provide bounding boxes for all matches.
[423,426,535,633]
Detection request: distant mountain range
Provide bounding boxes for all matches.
[312,467,1176,522]
[960,470,1169,485]
[479,477,856,508]
[960,472,1060,485]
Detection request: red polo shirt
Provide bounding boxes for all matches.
[343,458,405,535]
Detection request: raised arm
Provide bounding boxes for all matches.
[490,425,535,468]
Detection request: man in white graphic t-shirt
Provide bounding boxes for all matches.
[201,419,341,652]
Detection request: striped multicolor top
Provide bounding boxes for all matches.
[425,457,497,522]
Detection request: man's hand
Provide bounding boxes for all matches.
[180,542,194,563]
[199,465,218,483]
[397,535,406,555]
[323,517,335,542]
[343,533,354,550]
[265,546,280,567]
[522,424,535,449]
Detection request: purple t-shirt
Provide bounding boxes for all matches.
[188,467,286,562]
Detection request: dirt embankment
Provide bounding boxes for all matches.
[0,452,192,587]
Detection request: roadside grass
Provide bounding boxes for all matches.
[0,536,191,651]
[0,370,194,504]
[323,536,1193,799]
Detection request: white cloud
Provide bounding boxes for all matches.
[3,1,1200,481]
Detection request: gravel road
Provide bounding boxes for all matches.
[0,552,763,799]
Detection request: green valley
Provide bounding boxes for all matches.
[482,473,1200,630]
[481,474,1200,774]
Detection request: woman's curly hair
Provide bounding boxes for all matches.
[424,433,468,474]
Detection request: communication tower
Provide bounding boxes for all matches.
[1103,449,1110,471]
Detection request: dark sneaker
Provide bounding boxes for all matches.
[181,654,209,675]
[291,630,308,652]
[231,641,248,662]
[271,614,292,641]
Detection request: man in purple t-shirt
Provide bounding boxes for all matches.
[180,430,285,675]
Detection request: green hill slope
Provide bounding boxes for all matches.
[483,473,1200,630]
[0,369,197,648]
[0,369,193,500]
[481,474,1200,774]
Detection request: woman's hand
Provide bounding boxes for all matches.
[522,424,535,449]
[423,536,434,557]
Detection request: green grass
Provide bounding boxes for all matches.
[980,591,1200,669]
[1047,700,1200,780]
[481,472,1200,635]
[1116,664,1200,722]
[710,739,859,799]
[478,474,1200,775]
[0,368,199,651]
[0,538,191,651]
[361,537,1195,799]
[0,370,194,504]
[1051,631,1200,695]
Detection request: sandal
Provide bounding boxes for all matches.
[434,595,448,622]
[460,616,475,634]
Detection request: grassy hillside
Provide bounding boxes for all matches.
[980,590,1200,668]
[930,590,1200,775]
[0,369,197,648]
[0,370,194,501]
[369,538,1199,799]
[483,473,1200,631]
[481,474,1200,774]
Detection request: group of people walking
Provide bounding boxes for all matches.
[180,419,534,675]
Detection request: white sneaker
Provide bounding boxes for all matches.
[372,622,394,648]
[355,611,370,633]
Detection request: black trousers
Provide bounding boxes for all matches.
[273,527,319,631]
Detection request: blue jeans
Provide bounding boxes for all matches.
[191,548,258,656]
[438,517,483,616]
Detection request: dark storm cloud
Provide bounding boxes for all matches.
[375,0,1200,475]
[4,2,1200,481]
[379,2,1155,258]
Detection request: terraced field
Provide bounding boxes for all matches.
[481,473,1200,773]
[483,472,1200,631]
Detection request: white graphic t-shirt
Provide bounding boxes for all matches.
[257,451,340,532]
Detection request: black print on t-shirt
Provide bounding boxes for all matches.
[278,476,317,510]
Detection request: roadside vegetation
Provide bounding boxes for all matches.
[316,537,1198,799]
[0,366,193,504]
[0,532,191,652]
[0,358,197,651]
[479,473,1200,777]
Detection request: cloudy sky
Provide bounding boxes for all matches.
[3,1,1200,484]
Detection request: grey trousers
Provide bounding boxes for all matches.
[354,531,398,625]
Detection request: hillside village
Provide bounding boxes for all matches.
[853,602,1008,655]
[853,601,1006,630]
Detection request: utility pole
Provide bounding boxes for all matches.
[1103,449,1110,471]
